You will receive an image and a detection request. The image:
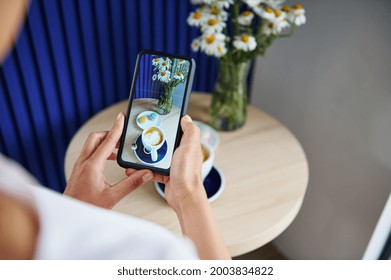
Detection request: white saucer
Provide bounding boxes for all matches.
[136,111,162,129]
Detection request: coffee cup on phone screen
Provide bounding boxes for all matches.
[142,126,165,162]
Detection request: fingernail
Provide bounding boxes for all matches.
[184,115,192,122]
[116,112,123,120]
[142,172,153,181]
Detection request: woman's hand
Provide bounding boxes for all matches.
[126,115,206,212]
[64,113,154,209]
[126,115,230,259]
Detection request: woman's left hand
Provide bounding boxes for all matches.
[64,113,153,209]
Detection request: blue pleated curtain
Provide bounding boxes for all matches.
[0,0,251,192]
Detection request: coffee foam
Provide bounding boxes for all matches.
[144,129,162,146]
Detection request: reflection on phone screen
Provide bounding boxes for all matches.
[120,53,191,169]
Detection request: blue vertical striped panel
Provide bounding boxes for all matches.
[0,0,252,192]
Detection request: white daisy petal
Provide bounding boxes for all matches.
[233,34,257,52]
[238,10,254,26]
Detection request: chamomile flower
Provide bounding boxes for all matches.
[191,38,201,52]
[254,6,276,21]
[273,10,290,32]
[152,57,162,66]
[216,0,233,9]
[152,74,157,81]
[242,0,263,8]
[262,10,289,35]
[286,4,306,26]
[262,21,274,36]
[208,5,228,21]
[200,33,227,57]
[238,10,254,26]
[160,58,172,70]
[201,16,226,34]
[158,70,171,83]
[233,34,257,51]
[187,10,206,27]
[174,72,185,80]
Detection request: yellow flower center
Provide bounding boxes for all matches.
[241,34,250,43]
[217,46,222,53]
[242,10,251,17]
[282,5,290,12]
[293,4,303,10]
[206,34,215,44]
[154,58,159,62]
[193,11,202,19]
[162,61,167,66]
[161,71,166,76]
[177,72,183,76]
[268,22,274,28]
[274,10,281,17]
[265,7,274,14]
[211,6,219,15]
[208,18,218,26]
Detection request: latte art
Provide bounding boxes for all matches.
[144,128,163,146]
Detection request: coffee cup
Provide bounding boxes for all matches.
[142,126,165,162]
[201,142,214,180]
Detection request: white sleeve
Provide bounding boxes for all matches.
[0,155,198,260]
[32,185,198,260]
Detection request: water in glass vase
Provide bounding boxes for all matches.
[156,86,174,115]
[209,58,251,131]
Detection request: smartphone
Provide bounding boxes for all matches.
[117,50,195,175]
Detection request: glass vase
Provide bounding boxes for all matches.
[156,86,174,115]
[209,58,251,131]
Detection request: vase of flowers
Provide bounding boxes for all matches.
[188,0,306,131]
[152,57,190,115]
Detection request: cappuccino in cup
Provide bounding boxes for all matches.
[201,143,214,180]
[141,126,165,162]
[144,127,163,146]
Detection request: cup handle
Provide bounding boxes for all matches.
[151,149,158,162]
[143,145,151,154]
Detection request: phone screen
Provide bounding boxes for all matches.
[118,51,194,173]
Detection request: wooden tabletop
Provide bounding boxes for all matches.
[64,93,309,257]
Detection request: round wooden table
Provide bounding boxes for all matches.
[64,93,309,257]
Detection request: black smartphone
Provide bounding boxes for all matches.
[117,50,196,175]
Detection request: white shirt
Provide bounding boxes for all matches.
[0,155,198,259]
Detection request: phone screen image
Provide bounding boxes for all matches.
[119,51,193,173]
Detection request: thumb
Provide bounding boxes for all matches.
[111,170,153,200]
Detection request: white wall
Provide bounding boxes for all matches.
[250,0,391,259]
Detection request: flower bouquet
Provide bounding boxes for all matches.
[188,0,306,130]
[152,57,190,115]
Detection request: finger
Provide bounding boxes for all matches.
[125,168,138,176]
[151,173,169,184]
[107,152,117,161]
[111,170,154,200]
[77,131,109,163]
[91,113,125,163]
[125,169,168,184]
[180,115,200,145]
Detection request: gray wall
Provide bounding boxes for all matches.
[250,0,391,259]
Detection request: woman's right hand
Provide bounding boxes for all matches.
[126,115,207,212]
[126,115,230,260]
